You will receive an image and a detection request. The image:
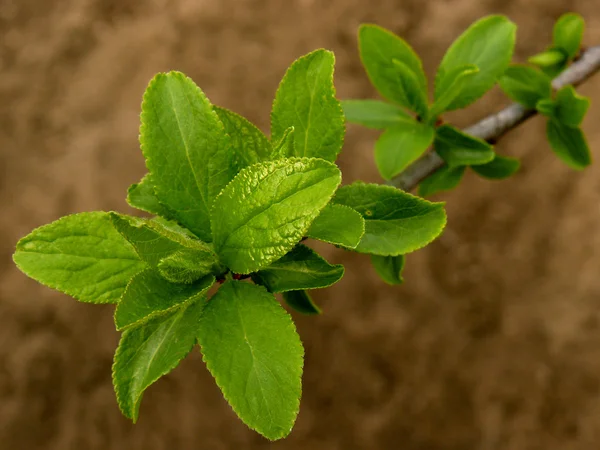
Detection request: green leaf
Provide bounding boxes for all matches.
[140,71,236,242]
[434,125,494,167]
[126,174,174,218]
[211,158,341,274]
[158,249,222,284]
[536,98,556,118]
[430,64,479,118]
[341,99,412,129]
[499,65,552,108]
[553,13,584,59]
[470,154,520,179]
[306,203,365,248]
[113,295,204,421]
[370,254,405,285]
[252,244,344,293]
[272,127,295,159]
[332,182,446,255]
[214,106,273,168]
[114,269,213,330]
[436,15,516,110]
[13,212,146,304]
[358,24,428,114]
[282,290,321,315]
[554,85,590,128]
[528,49,567,68]
[198,280,303,440]
[418,165,466,197]
[546,119,591,170]
[375,120,435,180]
[271,49,345,162]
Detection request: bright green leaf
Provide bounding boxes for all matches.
[528,49,567,68]
[272,127,295,159]
[554,85,590,128]
[370,254,405,285]
[418,165,466,197]
[390,58,429,117]
[282,290,321,315]
[271,49,345,162]
[140,71,235,242]
[198,280,303,440]
[375,120,435,180]
[341,99,412,129]
[536,98,557,118]
[436,15,516,110]
[13,212,145,304]
[306,203,365,248]
[470,154,520,179]
[214,106,273,168]
[332,182,446,256]
[126,174,174,218]
[358,24,428,113]
[211,158,341,274]
[115,269,213,330]
[252,244,344,293]
[553,13,584,59]
[499,65,552,108]
[112,296,204,421]
[434,125,494,167]
[158,249,222,284]
[546,120,591,170]
[430,64,479,118]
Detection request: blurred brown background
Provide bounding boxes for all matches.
[2,0,600,449]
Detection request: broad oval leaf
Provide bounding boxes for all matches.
[358,24,428,114]
[306,203,365,248]
[546,120,591,170]
[499,65,552,109]
[554,85,590,128]
[434,125,494,167]
[140,71,236,242]
[553,13,584,59]
[198,280,303,440]
[418,165,466,197]
[126,174,174,218]
[436,15,516,110]
[332,183,446,255]
[252,244,344,293]
[271,49,345,162]
[211,158,341,274]
[13,212,146,304]
[375,120,435,180]
[341,99,412,129]
[112,296,204,421]
[214,106,273,168]
[471,154,520,180]
[371,254,405,285]
[283,290,321,315]
[115,269,213,330]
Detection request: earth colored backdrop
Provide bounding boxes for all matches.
[2,0,600,449]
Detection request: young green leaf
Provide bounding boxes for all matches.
[554,85,590,128]
[214,106,273,168]
[430,64,479,118]
[272,127,295,159]
[434,125,494,167]
[370,254,405,285]
[114,269,213,330]
[418,166,466,197]
[211,158,341,274]
[470,154,520,179]
[436,15,516,110]
[546,120,591,170]
[499,65,552,108]
[13,212,146,304]
[271,49,345,162]
[341,99,412,129]
[158,249,222,284]
[282,290,321,315]
[375,120,435,180]
[357,24,428,114]
[112,295,205,422]
[553,13,584,59]
[252,244,344,293]
[306,203,365,248]
[126,174,174,218]
[140,71,235,242]
[536,98,557,118]
[332,182,446,256]
[198,281,303,440]
[528,49,566,68]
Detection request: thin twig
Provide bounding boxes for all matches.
[391,45,600,191]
